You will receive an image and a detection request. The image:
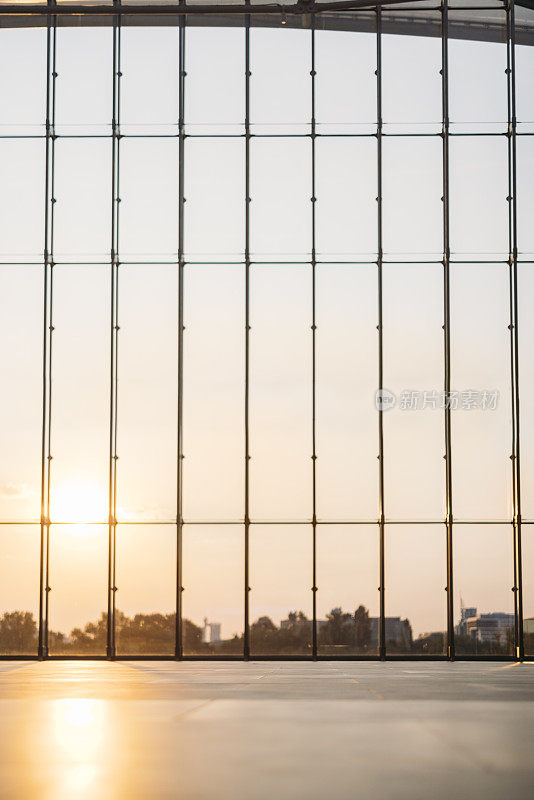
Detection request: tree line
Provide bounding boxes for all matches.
[0,607,521,656]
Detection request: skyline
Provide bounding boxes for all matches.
[0,601,518,654]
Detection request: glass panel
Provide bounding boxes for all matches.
[516,43,534,134]
[449,19,507,133]
[382,137,442,259]
[0,266,42,522]
[120,138,179,262]
[386,524,446,654]
[183,265,244,522]
[0,140,44,261]
[121,27,179,134]
[523,524,534,656]
[182,525,244,655]
[519,264,534,519]
[450,263,512,521]
[0,28,46,135]
[317,525,379,655]
[517,137,534,260]
[185,139,245,260]
[250,138,311,261]
[50,266,109,524]
[315,29,376,135]
[48,524,108,655]
[0,525,40,655]
[54,139,111,262]
[250,524,312,656]
[115,524,176,655]
[250,264,312,521]
[186,27,245,135]
[454,524,514,656]
[250,28,310,135]
[315,137,377,260]
[316,264,378,521]
[384,263,445,521]
[116,264,178,523]
[449,137,508,260]
[382,27,442,134]
[55,28,112,136]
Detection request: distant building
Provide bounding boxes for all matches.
[202,618,221,644]
[461,607,477,622]
[456,606,513,645]
[369,617,413,650]
[523,617,534,636]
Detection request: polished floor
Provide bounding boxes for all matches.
[0,661,533,799]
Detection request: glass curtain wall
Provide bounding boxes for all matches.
[0,3,531,658]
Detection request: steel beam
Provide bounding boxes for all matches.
[507,0,524,661]
[0,1,410,17]
[376,4,386,661]
[311,15,318,660]
[38,15,56,660]
[175,16,186,660]
[244,15,251,661]
[441,0,454,661]
[107,4,121,659]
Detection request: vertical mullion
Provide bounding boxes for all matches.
[311,16,318,660]
[441,0,454,661]
[114,15,122,657]
[39,14,56,660]
[108,6,121,659]
[244,13,251,661]
[507,0,523,661]
[376,5,385,661]
[176,16,186,660]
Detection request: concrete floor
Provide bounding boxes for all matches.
[0,661,533,800]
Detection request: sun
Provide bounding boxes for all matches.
[51,481,108,532]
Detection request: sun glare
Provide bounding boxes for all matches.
[51,482,108,531]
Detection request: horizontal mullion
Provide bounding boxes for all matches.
[1,259,520,267]
[0,519,517,526]
[4,132,533,140]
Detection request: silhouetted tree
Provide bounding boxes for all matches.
[321,607,354,647]
[69,612,107,652]
[183,617,204,653]
[250,612,312,654]
[354,605,372,650]
[317,605,372,652]
[0,611,37,654]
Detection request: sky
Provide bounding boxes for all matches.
[0,21,533,640]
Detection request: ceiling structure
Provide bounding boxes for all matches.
[0,1,533,45]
